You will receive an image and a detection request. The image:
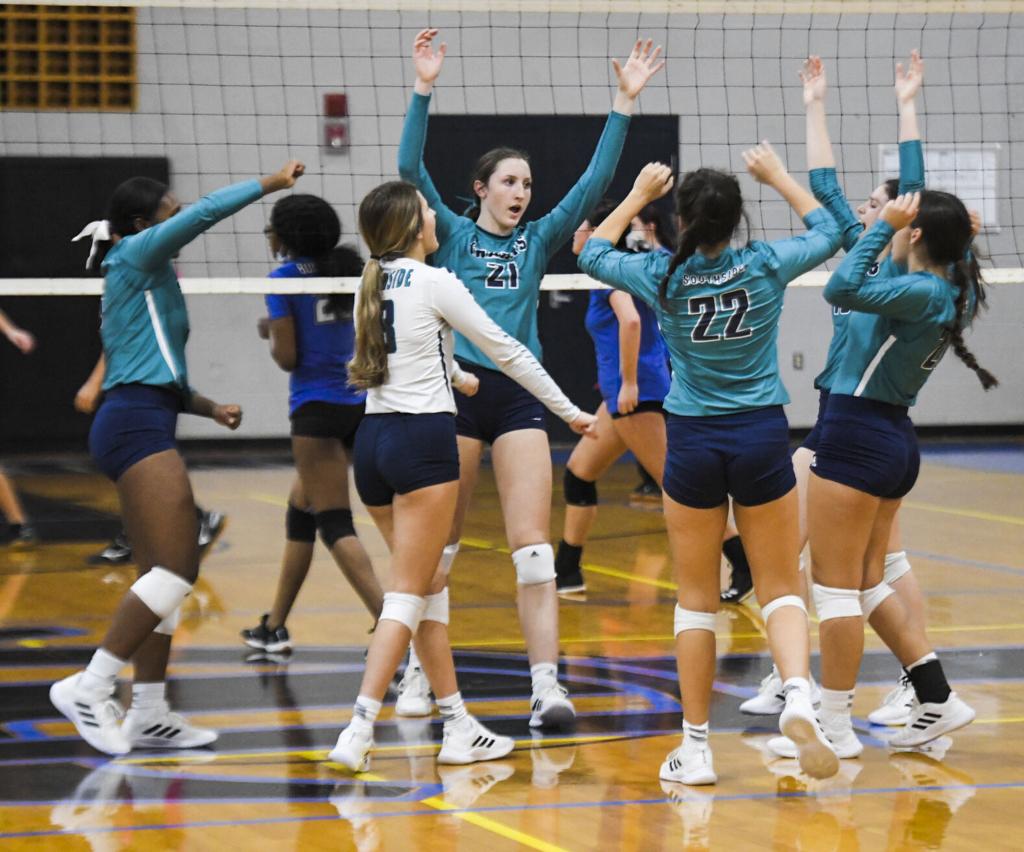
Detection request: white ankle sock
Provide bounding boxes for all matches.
[683,720,709,747]
[131,681,167,712]
[530,662,558,694]
[79,648,125,694]
[819,687,854,727]
[353,695,382,728]
[407,645,422,671]
[782,676,811,697]
[437,692,469,728]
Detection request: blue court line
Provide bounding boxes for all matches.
[906,549,1024,577]
[4,780,1024,840]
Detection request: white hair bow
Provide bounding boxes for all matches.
[71,220,112,270]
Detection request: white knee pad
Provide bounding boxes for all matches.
[131,567,192,620]
[439,544,460,577]
[860,581,895,618]
[812,583,862,622]
[884,551,912,585]
[760,594,807,622]
[422,588,450,625]
[153,605,181,636]
[674,604,716,637]
[380,591,427,632]
[512,543,556,585]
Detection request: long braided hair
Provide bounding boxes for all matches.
[659,169,747,309]
[912,190,997,389]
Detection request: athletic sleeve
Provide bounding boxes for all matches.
[264,293,291,320]
[431,272,582,423]
[898,139,925,193]
[825,220,938,319]
[121,180,263,274]
[809,168,863,252]
[577,238,663,309]
[532,111,631,258]
[762,207,842,285]
[397,92,463,243]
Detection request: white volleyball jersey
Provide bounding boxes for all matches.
[362,257,581,423]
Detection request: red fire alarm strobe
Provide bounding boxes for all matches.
[324,93,349,154]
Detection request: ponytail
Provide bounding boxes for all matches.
[348,258,389,389]
[947,254,998,390]
[658,227,701,309]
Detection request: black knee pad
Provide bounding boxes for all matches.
[316,508,356,548]
[286,502,317,543]
[564,468,598,506]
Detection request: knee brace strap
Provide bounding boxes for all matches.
[761,594,807,622]
[812,583,862,622]
[512,543,556,585]
[286,502,317,543]
[153,604,181,636]
[563,468,598,507]
[131,567,192,620]
[422,587,450,625]
[316,508,356,548]
[674,604,716,636]
[860,581,895,618]
[883,551,912,585]
[439,543,460,576]
[380,592,426,632]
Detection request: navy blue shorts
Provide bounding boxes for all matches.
[290,400,364,448]
[354,412,459,507]
[454,359,546,444]
[812,394,919,499]
[799,388,831,452]
[90,384,183,482]
[609,400,665,421]
[663,406,796,509]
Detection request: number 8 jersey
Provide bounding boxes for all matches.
[363,257,581,425]
[578,208,841,417]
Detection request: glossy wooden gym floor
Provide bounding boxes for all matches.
[1,443,1022,850]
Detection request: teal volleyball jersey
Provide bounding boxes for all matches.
[398,91,629,370]
[809,140,924,390]
[579,207,841,416]
[101,179,263,393]
[824,220,958,406]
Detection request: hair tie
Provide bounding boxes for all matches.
[71,220,112,270]
[369,254,381,261]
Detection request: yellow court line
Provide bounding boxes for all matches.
[418,797,570,852]
[974,716,1024,725]
[901,500,1024,527]
[583,562,676,591]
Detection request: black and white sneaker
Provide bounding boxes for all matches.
[87,532,132,565]
[888,693,975,748]
[241,613,292,653]
[123,705,218,749]
[720,568,754,604]
[198,510,227,549]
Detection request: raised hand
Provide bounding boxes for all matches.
[800,55,827,106]
[742,141,787,185]
[631,162,674,202]
[880,192,920,230]
[413,28,447,86]
[969,209,982,238]
[895,49,924,104]
[263,160,305,194]
[613,38,665,100]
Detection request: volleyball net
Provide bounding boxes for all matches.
[0,0,1022,296]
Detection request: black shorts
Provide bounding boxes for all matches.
[290,401,365,449]
[812,394,920,500]
[799,388,831,453]
[663,406,796,509]
[610,400,665,421]
[454,359,546,444]
[353,412,459,507]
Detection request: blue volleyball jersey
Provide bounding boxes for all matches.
[579,208,841,416]
[824,220,958,406]
[584,290,670,414]
[809,140,925,390]
[265,259,365,414]
[398,91,629,370]
[100,179,263,393]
